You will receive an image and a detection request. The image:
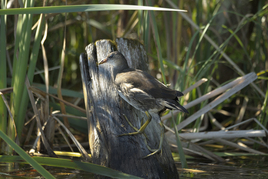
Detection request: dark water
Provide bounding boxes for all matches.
[179,155,268,179]
[0,164,94,178]
[0,156,267,178]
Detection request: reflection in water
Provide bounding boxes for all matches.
[178,156,268,179]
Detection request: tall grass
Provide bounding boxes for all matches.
[0,1,184,145]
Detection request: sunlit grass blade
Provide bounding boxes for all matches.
[0,155,142,179]
[0,130,55,179]
[0,4,186,15]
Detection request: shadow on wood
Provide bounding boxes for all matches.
[80,38,179,178]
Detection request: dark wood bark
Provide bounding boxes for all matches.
[80,38,179,179]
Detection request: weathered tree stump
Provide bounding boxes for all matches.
[80,38,179,178]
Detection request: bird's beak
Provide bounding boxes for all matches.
[98,58,107,65]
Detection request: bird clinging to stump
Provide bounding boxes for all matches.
[99,51,188,157]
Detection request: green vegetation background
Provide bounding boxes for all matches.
[0,0,267,178]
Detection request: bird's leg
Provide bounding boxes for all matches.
[143,122,165,158]
[119,111,151,136]
[119,112,164,158]
[121,114,139,132]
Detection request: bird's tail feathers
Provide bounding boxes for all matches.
[163,100,189,114]
[176,91,184,97]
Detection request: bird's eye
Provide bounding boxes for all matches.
[108,53,114,59]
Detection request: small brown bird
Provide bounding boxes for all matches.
[99,51,188,157]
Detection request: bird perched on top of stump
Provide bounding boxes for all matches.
[99,51,188,157]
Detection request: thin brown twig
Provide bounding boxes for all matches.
[0,87,13,94]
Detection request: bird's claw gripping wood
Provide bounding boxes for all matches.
[119,112,164,157]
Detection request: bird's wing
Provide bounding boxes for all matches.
[115,69,181,100]
[117,81,157,110]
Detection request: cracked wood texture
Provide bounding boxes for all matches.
[80,38,179,179]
